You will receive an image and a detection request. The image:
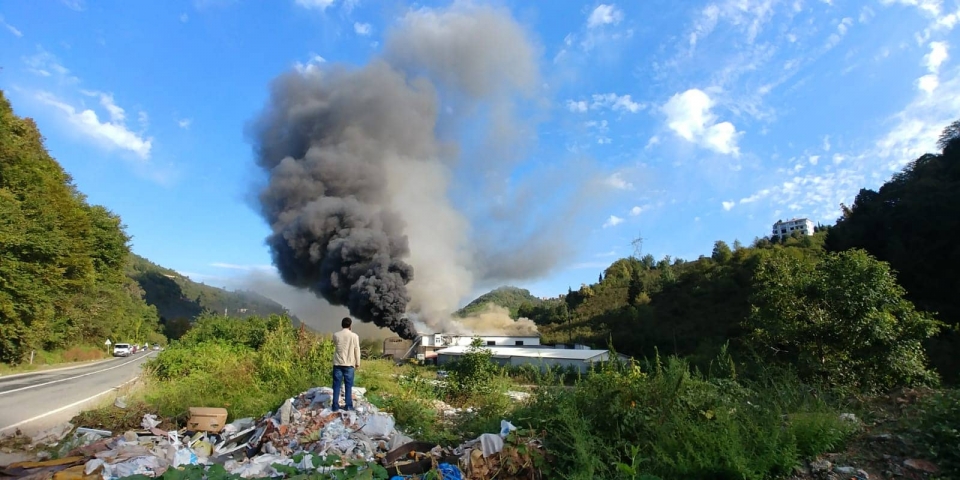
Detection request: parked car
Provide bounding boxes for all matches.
[152,343,160,351]
[113,343,132,357]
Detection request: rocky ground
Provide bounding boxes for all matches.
[787,388,945,480]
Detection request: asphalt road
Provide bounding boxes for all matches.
[0,352,156,435]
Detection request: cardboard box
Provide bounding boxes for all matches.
[187,407,228,433]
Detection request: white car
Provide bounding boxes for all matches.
[113,343,132,357]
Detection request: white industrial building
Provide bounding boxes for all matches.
[383,334,541,360]
[435,345,628,374]
[772,218,814,237]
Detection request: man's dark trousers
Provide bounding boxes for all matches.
[332,365,355,411]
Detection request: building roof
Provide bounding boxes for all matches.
[417,333,541,338]
[435,345,610,361]
[774,217,811,224]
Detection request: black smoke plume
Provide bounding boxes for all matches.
[249,3,575,339]
[249,61,443,339]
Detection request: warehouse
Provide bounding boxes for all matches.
[435,345,627,374]
[382,333,541,360]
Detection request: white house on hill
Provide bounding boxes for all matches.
[772,218,814,237]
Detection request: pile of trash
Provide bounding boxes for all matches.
[0,386,544,480]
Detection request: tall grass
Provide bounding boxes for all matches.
[0,346,106,375]
[143,316,333,422]
[510,350,857,480]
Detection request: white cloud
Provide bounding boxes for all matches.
[925,41,949,71]
[688,0,776,51]
[180,13,189,22]
[81,90,126,123]
[23,47,73,80]
[294,54,326,75]
[823,135,831,151]
[294,0,336,10]
[565,100,588,112]
[1,16,22,37]
[809,155,820,165]
[591,93,643,113]
[604,172,633,190]
[178,118,193,129]
[739,189,770,204]
[878,67,960,163]
[354,22,372,36]
[602,215,625,228]
[138,111,149,129]
[860,6,875,23]
[645,135,661,149]
[662,88,741,156]
[587,4,624,28]
[918,74,939,93]
[917,41,949,93]
[722,201,736,211]
[733,65,960,223]
[61,0,85,11]
[35,91,152,159]
[629,204,650,216]
[826,17,853,49]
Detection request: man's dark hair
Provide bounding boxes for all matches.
[342,317,352,329]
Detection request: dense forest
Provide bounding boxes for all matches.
[126,254,292,339]
[0,92,296,363]
[0,92,163,363]
[473,120,960,387]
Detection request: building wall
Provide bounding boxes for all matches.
[421,334,541,348]
[382,337,414,359]
[437,351,608,374]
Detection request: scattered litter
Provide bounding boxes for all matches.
[2,384,543,480]
[504,391,531,402]
[113,398,126,409]
[140,415,160,430]
[31,423,74,447]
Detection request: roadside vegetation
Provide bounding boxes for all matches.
[4,92,960,478]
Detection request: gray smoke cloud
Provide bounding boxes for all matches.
[249,3,543,339]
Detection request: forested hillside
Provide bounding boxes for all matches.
[126,254,292,339]
[464,121,960,386]
[0,92,164,363]
[827,121,960,381]
[455,286,542,318]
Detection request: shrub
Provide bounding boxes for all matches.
[908,389,960,476]
[445,338,501,399]
[513,351,853,480]
[144,315,337,422]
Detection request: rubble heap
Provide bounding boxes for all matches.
[0,386,544,480]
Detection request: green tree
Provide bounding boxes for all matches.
[747,248,940,392]
[712,240,733,263]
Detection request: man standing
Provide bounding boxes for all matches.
[331,317,361,412]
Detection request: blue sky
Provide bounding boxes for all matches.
[1,0,958,310]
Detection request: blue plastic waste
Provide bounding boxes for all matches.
[437,463,462,480]
[388,463,461,480]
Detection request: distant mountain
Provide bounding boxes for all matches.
[456,286,543,319]
[125,254,294,337]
